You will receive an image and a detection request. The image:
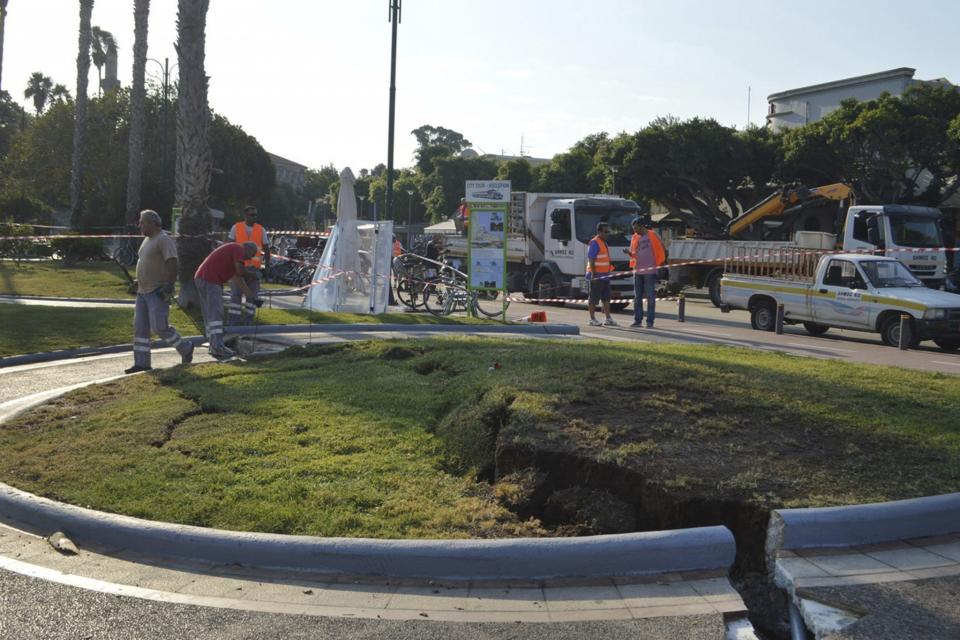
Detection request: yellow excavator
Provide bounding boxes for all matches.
[725,183,855,239]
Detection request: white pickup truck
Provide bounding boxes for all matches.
[720,253,960,350]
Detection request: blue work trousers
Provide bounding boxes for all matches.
[633,273,657,326]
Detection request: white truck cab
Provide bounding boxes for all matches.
[842,205,946,287]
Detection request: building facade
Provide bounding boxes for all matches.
[267,152,308,192]
[766,67,954,131]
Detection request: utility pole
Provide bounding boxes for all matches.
[385,0,401,222]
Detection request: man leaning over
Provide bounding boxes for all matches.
[227,206,270,323]
[586,222,618,327]
[194,241,260,359]
[125,209,194,374]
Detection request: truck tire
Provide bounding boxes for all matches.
[749,300,776,331]
[610,302,629,312]
[533,272,565,306]
[880,315,919,348]
[802,322,829,336]
[706,270,723,308]
[933,338,960,351]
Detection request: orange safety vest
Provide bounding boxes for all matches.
[458,203,470,222]
[587,236,614,274]
[629,230,666,270]
[393,240,403,257]
[233,222,265,269]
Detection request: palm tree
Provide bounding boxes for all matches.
[90,25,115,97]
[175,0,212,307]
[0,0,9,94]
[23,71,52,115]
[71,0,94,228]
[50,83,72,103]
[125,0,150,226]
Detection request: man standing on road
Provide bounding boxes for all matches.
[629,215,666,328]
[586,222,618,327]
[227,206,270,324]
[194,242,260,358]
[125,210,194,374]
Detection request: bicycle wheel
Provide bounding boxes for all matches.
[473,289,510,319]
[395,277,420,309]
[423,281,455,317]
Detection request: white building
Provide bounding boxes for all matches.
[766,67,954,131]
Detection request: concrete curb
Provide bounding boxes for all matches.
[0,323,580,368]
[0,294,136,305]
[765,492,960,566]
[0,482,734,580]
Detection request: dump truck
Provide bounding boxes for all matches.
[442,192,644,305]
[720,251,960,350]
[665,184,947,306]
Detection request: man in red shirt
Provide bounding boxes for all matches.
[194,241,260,358]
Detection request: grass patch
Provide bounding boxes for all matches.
[2,338,958,538]
[0,305,488,358]
[0,261,134,299]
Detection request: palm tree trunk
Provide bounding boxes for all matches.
[71,0,94,229]
[175,0,212,308]
[125,0,150,227]
[0,0,9,94]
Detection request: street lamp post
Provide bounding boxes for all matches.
[358,195,367,219]
[405,189,414,246]
[146,57,177,194]
[385,1,402,225]
[608,165,620,196]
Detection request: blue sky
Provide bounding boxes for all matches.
[3,1,958,172]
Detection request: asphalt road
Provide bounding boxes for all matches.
[0,568,726,640]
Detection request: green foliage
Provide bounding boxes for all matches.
[496,158,533,191]
[531,148,601,194]
[208,114,276,214]
[0,220,36,263]
[0,91,30,159]
[23,72,52,116]
[421,155,498,222]
[50,233,105,261]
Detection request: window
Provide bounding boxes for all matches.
[823,259,865,288]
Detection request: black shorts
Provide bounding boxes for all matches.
[588,277,611,304]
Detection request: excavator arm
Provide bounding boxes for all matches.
[726,183,855,238]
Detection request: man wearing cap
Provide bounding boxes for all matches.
[586,222,618,327]
[227,206,270,324]
[628,215,666,328]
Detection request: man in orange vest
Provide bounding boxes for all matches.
[586,222,618,327]
[628,215,666,328]
[456,198,470,235]
[227,206,271,322]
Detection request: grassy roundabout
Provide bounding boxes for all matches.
[2,338,958,541]
[0,305,487,358]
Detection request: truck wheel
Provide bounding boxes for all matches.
[750,300,776,331]
[880,315,919,348]
[933,338,960,352]
[610,302,629,312]
[706,270,723,308]
[533,273,565,306]
[802,322,829,336]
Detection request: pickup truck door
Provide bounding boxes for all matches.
[813,259,872,329]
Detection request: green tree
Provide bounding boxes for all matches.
[124,0,150,226]
[531,148,599,194]
[495,158,533,191]
[411,124,471,174]
[611,117,777,237]
[0,89,28,158]
[23,72,52,115]
[420,155,497,222]
[208,114,276,215]
[71,0,95,227]
[782,87,960,205]
[90,26,116,98]
[50,83,71,103]
[174,0,212,307]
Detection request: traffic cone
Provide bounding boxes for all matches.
[529,311,547,323]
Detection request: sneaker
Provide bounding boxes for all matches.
[181,342,195,365]
[604,318,618,327]
[208,347,235,359]
[124,365,152,375]
[630,321,643,328]
[588,318,603,327]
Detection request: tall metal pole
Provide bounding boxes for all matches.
[386,0,401,222]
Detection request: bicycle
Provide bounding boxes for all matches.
[112,226,139,267]
[422,268,508,319]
